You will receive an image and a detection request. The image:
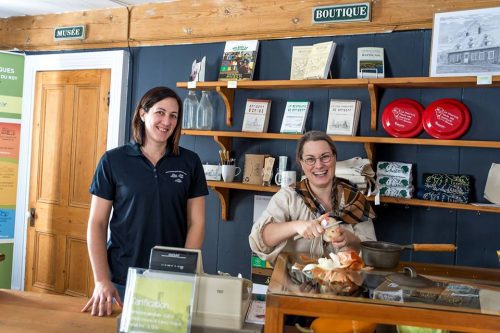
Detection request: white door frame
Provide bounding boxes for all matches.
[12,50,129,290]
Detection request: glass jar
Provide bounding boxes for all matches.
[182,90,199,129]
[196,91,214,130]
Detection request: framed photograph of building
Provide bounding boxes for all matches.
[430,7,500,77]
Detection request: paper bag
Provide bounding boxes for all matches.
[484,163,500,205]
[243,154,267,185]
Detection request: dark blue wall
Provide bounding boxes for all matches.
[125,30,500,275]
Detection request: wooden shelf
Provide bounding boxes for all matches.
[205,181,500,220]
[177,78,370,90]
[207,180,279,193]
[177,76,500,129]
[179,76,500,219]
[370,196,500,214]
[183,129,500,161]
[206,181,278,220]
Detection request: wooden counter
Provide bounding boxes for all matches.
[265,253,500,333]
[0,289,120,332]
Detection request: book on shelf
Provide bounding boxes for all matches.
[357,47,385,78]
[189,56,206,82]
[218,40,259,81]
[290,45,313,80]
[326,99,361,136]
[242,99,272,133]
[303,41,337,80]
[280,100,311,134]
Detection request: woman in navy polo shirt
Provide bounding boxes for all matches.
[82,87,208,316]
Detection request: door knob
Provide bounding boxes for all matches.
[26,208,35,227]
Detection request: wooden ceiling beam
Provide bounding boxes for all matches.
[1,0,499,51]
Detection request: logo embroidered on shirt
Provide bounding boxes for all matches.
[165,170,187,183]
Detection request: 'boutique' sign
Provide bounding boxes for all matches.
[312,2,371,24]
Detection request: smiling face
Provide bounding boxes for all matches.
[140,97,179,146]
[300,140,336,189]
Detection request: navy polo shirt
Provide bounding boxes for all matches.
[90,142,208,284]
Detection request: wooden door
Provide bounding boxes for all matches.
[25,69,110,297]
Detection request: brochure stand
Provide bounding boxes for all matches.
[120,268,197,333]
[119,246,253,332]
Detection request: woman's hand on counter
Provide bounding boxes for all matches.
[81,279,123,316]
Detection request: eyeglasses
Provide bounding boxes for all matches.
[301,154,334,166]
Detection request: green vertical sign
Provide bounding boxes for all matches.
[0,52,25,119]
[0,242,13,288]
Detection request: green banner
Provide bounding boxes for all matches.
[0,96,22,118]
[0,52,25,120]
[0,242,13,288]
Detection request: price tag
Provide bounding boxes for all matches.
[187,81,197,89]
[227,80,238,88]
[477,75,492,85]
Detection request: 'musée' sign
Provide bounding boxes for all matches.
[312,2,371,24]
[54,25,86,41]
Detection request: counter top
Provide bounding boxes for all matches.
[0,289,120,333]
[264,253,500,333]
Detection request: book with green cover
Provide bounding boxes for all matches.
[280,100,310,134]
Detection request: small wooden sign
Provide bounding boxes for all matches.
[53,25,86,41]
[312,2,371,24]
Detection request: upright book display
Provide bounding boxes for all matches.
[357,47,385,78]
[326,99,361,136]
[303,41,337,80]
[280,100,310,134]
[290,45,312,80]
[218,40,259,81]
[242,99,272,133]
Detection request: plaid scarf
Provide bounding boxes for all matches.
[295,178,376,224]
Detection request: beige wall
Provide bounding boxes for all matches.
[1,0,499,51]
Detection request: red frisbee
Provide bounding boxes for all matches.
[422,98,471,139]
[382,98,424,138]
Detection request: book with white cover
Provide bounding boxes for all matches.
[280,100,310,134]
[189,56,206,82]
[290,45,312,80]
[242,99,272,132]
[326,99,361,136]
[357,47,385,78]
[303,41,336,80]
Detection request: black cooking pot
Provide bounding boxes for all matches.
[360,241,456,269]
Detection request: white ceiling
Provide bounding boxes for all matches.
[0,0,171,19]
